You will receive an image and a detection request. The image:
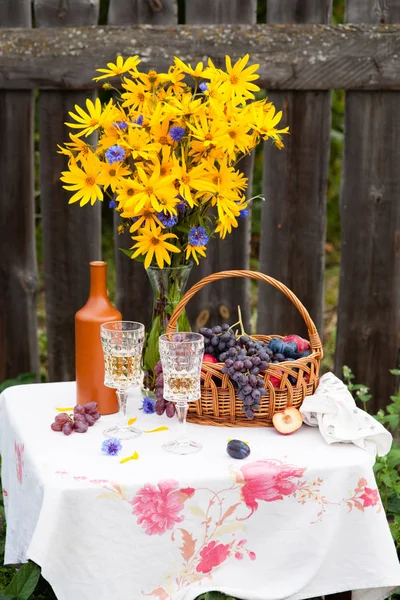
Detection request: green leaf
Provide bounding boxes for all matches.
[4,562,41,600]
[177,309,191,333]
[176,224,190,234]
[118,247,134,258]
[143,317,160,373]
[388,493,400,514]
[390,369,400,376]
[380,473,396,488]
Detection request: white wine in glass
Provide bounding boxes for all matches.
[159,332,204,455]
[100,321,145,440]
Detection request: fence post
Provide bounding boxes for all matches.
[184,0,257,332]
[107,0,178,328]
[257,1,331,339]
[34,0,102,382]
[335,0,400,411]
[0,1,39,382]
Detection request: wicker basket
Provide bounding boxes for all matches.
[166,270,323,427]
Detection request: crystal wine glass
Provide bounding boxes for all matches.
[100,321,145,440]
[159,332,204,455]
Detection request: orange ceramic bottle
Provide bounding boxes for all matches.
[75,261,122,415]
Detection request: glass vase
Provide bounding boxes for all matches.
[143,263,193,392]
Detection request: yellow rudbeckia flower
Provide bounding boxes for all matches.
[65,98,112,138]
[218,54,260,101]
[185,244,207,265]
[98,161,131,192]
[130,222,180,269]
[93,55,141,81]
[174,57,205,78]
[60,153,103,207]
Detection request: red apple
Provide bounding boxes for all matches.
[203,354,218,364]
[283,334,310,353]
[272,407,303,435]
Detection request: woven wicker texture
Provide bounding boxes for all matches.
[167,270,323,427]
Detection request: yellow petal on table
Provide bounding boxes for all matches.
[144,427,169,433]
[127,417,137,425]
[119,451,139,464]
[227,438,249,444]
[56,407,74,412]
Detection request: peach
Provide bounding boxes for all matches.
[272,407,303,435]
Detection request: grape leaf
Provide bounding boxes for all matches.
[3,562,41,600]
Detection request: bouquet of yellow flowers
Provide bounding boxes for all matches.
[59,53,289,269]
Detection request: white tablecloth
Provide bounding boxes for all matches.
[0,382,399,600]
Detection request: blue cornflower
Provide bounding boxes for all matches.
[175,195,188,212]
[169,126,185,142]
[142,397,156,414]
[239,208,249,218]
[109,198,117,209]
[134,115,144,126]
[188,226,209,247]
[112,121,128,130]
[105,145,126,164]
[199,82,208,92]
[157,212,178,228]
[101,438,122,456]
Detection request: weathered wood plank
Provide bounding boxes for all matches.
[34,0,99,26]
[184,0,256,331]
[268,1,331,24]
[258,1,331,339]
[34,0,102,382]
[108,0,177,25]
[335,1,400,413]
[345,0,400,23]
[1,24,400,91]
[0,1,31,26]
[185,0,256,24]
[108,0,177,327]
[0,2,39,382]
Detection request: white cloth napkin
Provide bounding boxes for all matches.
[300,372,393,458]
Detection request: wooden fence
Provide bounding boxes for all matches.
[1,0,400,413]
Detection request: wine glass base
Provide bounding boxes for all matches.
[162,439,202,455]
[103,425,143,440]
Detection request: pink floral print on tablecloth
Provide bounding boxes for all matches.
[14,442,24,485]
[360,486,379,507]
[196,541,230,573]
[235,459,306,515]
[56,458,381,600]
[130,479,186,535]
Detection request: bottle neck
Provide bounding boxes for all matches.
[89,261,108,297]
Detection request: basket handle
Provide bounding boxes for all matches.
[166,269,323,356]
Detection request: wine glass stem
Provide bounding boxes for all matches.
[175,402,188,442]
[116,389,128,422]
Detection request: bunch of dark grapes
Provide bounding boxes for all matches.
[199,327,271,419]
[51,402,101,435]
[221,335,270,419]
[199,324,238,360]
[153,361,176,418]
